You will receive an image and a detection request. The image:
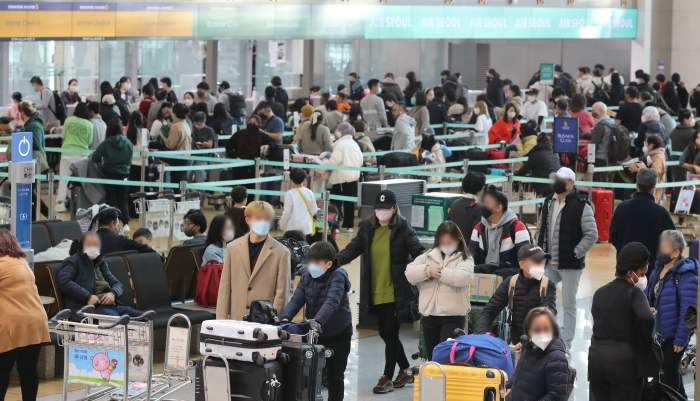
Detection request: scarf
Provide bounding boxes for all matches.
[237,123,262,159]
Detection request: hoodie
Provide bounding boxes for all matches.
[646,257,699,346]
[469,208,530,268]
[635,119,667,149]
[281,259,352,338]
[391,113,417,151]
[506,335,569,401]
[92,135,134,175]
[380,77,404,101]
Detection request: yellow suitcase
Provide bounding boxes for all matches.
[414,362,507,401]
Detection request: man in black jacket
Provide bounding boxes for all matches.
[477,244,557,346]
[609,168,676,276]
[427,87,452,135]
[514,134,561,197]
[95,209,155,255]
[448,172,487,239]
[264,86,286,122]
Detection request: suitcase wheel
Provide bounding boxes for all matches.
[411,352,421,360]
[277,327,290,340]
[324,349,334,358]
[253,328,269,342]
[255,354,267,366]
[243,314,249,321]
[276,351,290,363]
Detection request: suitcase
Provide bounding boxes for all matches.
[281,336,329,401]
[467,304,509,343]
[194,355,283,401]
[591,188,612,242]
[466,148,489,174]
[200,320,289,365]
[291,154,316,163]
[69,184,105,221]
[413,363,507,401]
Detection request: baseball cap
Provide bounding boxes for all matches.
[422,126,435,136]
[554,65,563,73]
[517,244,551,263]
[550,167,576,181]
[527,88,539,95]
[374,190,397,210]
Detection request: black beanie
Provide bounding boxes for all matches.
[520,123,537,138]
[616,242,650,273]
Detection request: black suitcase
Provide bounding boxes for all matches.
[260,170,283,207]
[194,356,283,401]
[377,152,418,168]
[466,148,489,174]
[445,139,470,163]
[281,340,329,401]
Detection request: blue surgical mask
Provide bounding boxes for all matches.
[251,220,271,236]
[377,87,382,94]
[31,86,37,93]
[308,263,326,278]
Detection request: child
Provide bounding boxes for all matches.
[405,220,475,360]
[224,186,249,240]
[281,242,352,401]
[280,168,318,235]
[132,228,153,248]
[306,204,339,252]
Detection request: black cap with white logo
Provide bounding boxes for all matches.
[517,244,551,263]
[374,190,397,210]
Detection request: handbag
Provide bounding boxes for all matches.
[628,287,664,378]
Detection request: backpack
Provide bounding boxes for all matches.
[275,237,310,277]
[47,90,68,124]
[466,148,489,173]
[609,125,632,162]
[432,333,515,377]
[353,134,366,151]
[244,300,280,325]
[560,75,581,96]
[225,92,247,118]
[591,81,610,103]
[486,148,506,169]
[445,139,469,163]
[506,274,549,327]
[195,260,223,308]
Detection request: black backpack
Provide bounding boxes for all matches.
[610,125,632,162]
[275,238,310,277]
[225,92,246,118]
[466,148,489,174]
[591,81,610,103]
[445,139,469,163]
[243,300,280,325]
[47,90,68,124]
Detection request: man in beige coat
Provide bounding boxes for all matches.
[216,201,291,320]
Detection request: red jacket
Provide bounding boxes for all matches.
[488,118,521,145]
[139,96,156,128]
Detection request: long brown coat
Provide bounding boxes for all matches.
[216,234,291,320]
[0,256,50,353]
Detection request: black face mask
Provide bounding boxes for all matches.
[553,181,568,194]
[656,250,675,266]
[481,208,493,220]
[256,112,268,121]
[486,76,492,83]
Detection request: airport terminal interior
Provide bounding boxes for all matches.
[1,0,700,400]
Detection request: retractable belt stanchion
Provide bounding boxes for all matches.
[379,165,385,181]
[254,157,261,202]
[48,170,54,219]
[322,190,330,244]
[158,164,165,191]
[463,159,469,174]
[10,133,35,268]
[505,171,514,199]
[140,148,148,228]
[35,157,42,221]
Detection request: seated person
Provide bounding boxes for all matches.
[58,231,142,320]
[182,209,208,245]
[202,215,233,265]
[224,185,249,240]
[281,242,352,401]
[96,208,153,255]
[132,228,153,248]
[476,244,557,348]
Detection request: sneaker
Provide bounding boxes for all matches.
[565,348,572,360]
[54,202,67,213]
[338,228,353,233]
[372,376,394,394]
[122,223,131,236]
[393,369,414,388]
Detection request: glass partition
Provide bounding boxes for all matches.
[9,41,58,104]
[254,39,302,98]
[63,41,100,101]
[323,39,352,94]
[217,40,249,98]
[139,40,206,100]
[98,41,136,98]
[357,39,385,89]
[420,40,446,90]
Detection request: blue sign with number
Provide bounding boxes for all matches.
[11,133,33,249]
[12,132,33,162]
[553,117,579,154]
[15,183,31,248]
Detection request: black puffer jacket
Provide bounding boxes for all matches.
[487,76,506,107]
[506,335,569,401]
[336,215,424,323]
[514,141,561,196]
[476,271,557,345]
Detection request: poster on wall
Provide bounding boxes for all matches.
[277,42,286,62]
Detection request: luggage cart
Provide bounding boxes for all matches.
[50,306,194,401]
[131,190,201,250]
[0,195,11,224]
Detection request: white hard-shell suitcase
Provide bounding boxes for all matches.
[200,320,290,365]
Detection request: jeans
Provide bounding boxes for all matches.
[318,325,352,401]
[94,304,143,318]
[661,339,687,397]
[374,303,410,378]
[103,172,130,224]
[0,344,42,401]
[331,180,357,229]
[422,315,467,361]
[544,263,583,349]
[56,154,87,204]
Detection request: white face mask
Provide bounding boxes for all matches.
[440,245,457,256]
[526,263,546,281]
[84,246,100,260]
[224,229,234,242]
[124,82,131,91]
[70,85,78,93]
[643,145,649,154]
[529,96,537,102]
[633,272,648,290]
[507,111,516,119]
[531,333,553,349]
[184,98,194,106]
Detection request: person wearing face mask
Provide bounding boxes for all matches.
[495,85,523,118]
[138,83,156,128]
[202,215,233,265]
[405,221,475,360]
[589,241,655,400]
[225,114,277,196]
[113,76,134,103]
[407,91,430,136]
[360,79,388,130]
[536,167,598,353]
[58,231,143,321]
[182,209,208,245]
[410,127,446,185]
[29,76,60,131]
[485,68,506,107]
[336,190,424,394]
[216,201,291,321]
[182,91,195,108]
[645,230,698,396]
[281,242,352,401]
[589,101,615,182]
[488,103,521,145]
[94,208,153,255]
[505,307,568,401]
[426,87,452,136]
[514,133,561,198]
[628,135,666,202]
[195,81,218,115]
[61,78,81,105]
[471,100,492,147]
[520,88,548,127]
[469,190,531,269]
[477,244,557,348]
[146,88,168,130]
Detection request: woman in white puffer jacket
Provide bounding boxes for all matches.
[405,220,474,360]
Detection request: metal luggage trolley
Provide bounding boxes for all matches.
[50,306,194,401]
[0,196,11,224]
[131,190,201,251]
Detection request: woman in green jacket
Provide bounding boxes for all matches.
[92,120,133,234]
[55,103,93,212]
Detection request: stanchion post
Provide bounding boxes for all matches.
[500,141,506,153]
[379,165,385,181]
[35,157,42,221]
[463,159,469,174]
[443,122,448,135]
[518,184,524,221]
[505,171,513,200]
[587,163,594,195]
[180,180,187,195]
[158,164,165,191]
[284,170,290,192]
[322,190,330,243]
[140,149,147,228]
[48,170,54,219]
[254,157,261,202]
